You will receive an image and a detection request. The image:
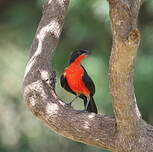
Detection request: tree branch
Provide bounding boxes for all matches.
[108,0,142,134]
[23,0,153,151]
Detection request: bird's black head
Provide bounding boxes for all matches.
[69,49,91,64]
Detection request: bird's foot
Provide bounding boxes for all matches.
[65,102,73,107]
[75,109,88,114]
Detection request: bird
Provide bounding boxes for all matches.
[60,49,98,114]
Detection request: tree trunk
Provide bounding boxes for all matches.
[23,0,153,151]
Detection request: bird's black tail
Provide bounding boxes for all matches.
[83,96,98,114]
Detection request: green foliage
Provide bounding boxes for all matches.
[0,0,153,152]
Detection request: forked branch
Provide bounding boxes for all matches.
[23,0,153,151]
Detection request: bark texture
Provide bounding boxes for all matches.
[23,0,153,151]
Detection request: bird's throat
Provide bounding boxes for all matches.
[72,54,87,64]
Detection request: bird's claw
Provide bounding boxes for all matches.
[65,102,72,106]
[75,109,88,114]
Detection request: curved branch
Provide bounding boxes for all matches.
[23,0,117,151]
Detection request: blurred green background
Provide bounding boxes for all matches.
[0,0,153,152]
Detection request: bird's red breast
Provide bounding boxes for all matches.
[64,55,90,96]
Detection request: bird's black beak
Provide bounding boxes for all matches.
[84,50,91,55]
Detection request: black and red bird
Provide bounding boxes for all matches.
[60,49,98,114]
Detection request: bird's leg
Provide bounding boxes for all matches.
[85,96,90,111]
[67,95,79,106]
[75,96,90,113]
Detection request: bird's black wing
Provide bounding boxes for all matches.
[81,65,95,96]
[60,74,76,95]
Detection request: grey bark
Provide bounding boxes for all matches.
[23,0,153,151]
